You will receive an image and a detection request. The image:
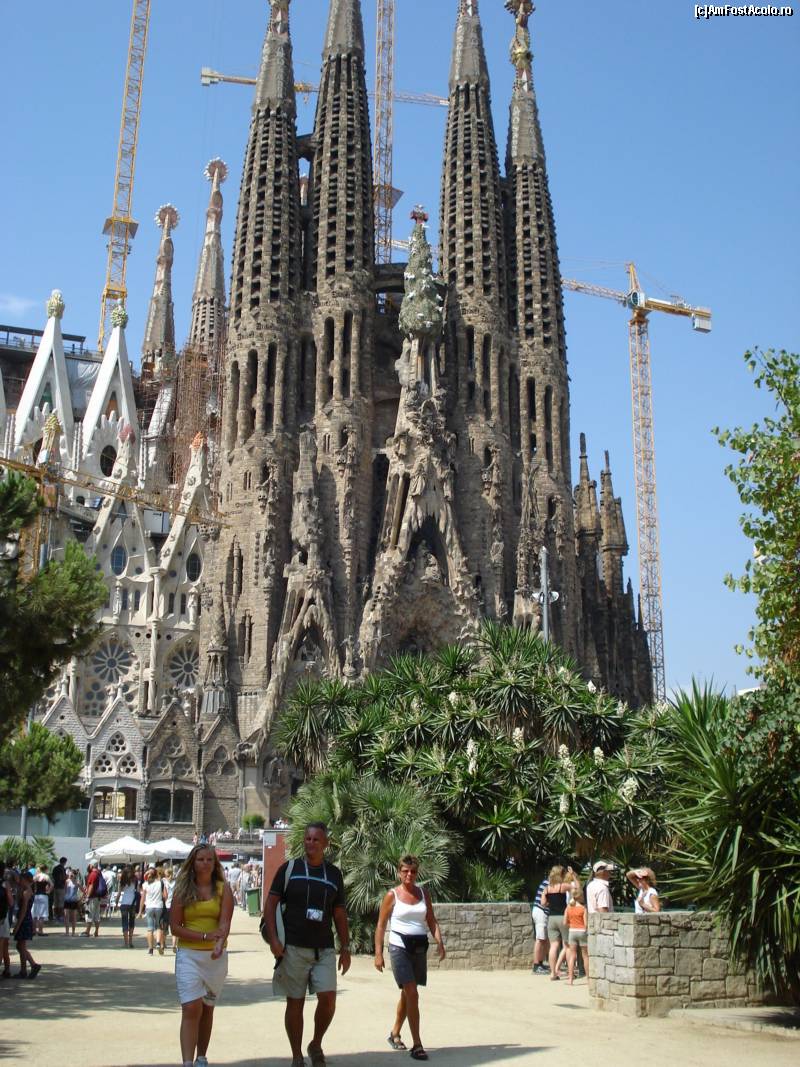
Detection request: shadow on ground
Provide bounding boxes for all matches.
[109,1049,550,1067]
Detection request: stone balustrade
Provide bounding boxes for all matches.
[588,911,767,1017]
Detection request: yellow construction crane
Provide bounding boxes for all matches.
[98,0,152,352]
[562,264,712,701]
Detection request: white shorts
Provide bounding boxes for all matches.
[531,905,548,940]
[175,947,228,1006]
[32,897,49,921]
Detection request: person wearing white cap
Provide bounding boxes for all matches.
[586,861,615,914]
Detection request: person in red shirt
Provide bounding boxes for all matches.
[82,863,102,938]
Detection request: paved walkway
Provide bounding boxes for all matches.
[1,909,797,1067]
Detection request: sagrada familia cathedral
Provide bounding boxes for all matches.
[0,0,650,845]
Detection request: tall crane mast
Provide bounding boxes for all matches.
[373,0,395,264]
[562,264,712,701]
[98,0,152,352]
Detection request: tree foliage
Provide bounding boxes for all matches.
[0,469,107,744]
[713,348,800,678]
[0,723,86,819]
[660,684,800,1005]
[277,623,659,897]
[0,834,57,870]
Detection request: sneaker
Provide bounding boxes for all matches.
[533,964,549,975]
[148,948,154,956]
[195,1058,209,1067]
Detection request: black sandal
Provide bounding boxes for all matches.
[410,1047,429,1061]
[388,1033,407,1051]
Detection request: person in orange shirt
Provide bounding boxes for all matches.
[564,888,589,986]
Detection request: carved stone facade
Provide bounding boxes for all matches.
[2,0,651,838]
[200,0,651,821]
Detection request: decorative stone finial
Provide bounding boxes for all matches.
[191,431,206,453]
[204,158,228,186]
[46,289,65,320]
[506,0,534,77]
[399,206,444,340]
[111,301,128,330]
[155,204,180,233]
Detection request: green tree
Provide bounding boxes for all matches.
[660,684,800,1005]
[713,348,800,678]
[0,469,107,744]
[276,623,658,896]
[0,723,86,820]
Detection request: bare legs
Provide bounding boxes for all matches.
[533,937,549,968]
[392,983,422,1050]
[64,909,76,936]
[285,992,336,1062]
[567,941,590,984]
[548,936,567,978]
[1,936,10,974]
[180,998,215,1064]
[16,938,38,975]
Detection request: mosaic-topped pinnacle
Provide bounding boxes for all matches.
[205,158,228,187]
[46,289,65,320]
[155,204,180,233]
[111,301,128,330]
[399,206,444,340]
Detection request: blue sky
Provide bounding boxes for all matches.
[2,1,798,694]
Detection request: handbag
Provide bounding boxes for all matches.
[399,933,429,953]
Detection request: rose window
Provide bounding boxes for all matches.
[168,644,200,691]
[108,732,127,753]
[94,754,114,775]
[118,754,138,775]
[165,736,184,757]
[173,756,193,778]
[153,756,171,778]
[92,639,135,684]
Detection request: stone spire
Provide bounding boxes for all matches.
[575,433,600,544]
[600,450,628,595]
[440,0,506,308]
[309,0,373,289]
[505,0,569,478]
[189,160,228,351]
[450,1,489,89]
[229,0,301,328]
[323,0,365,57]
[142,205,178,380]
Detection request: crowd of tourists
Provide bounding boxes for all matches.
[3,835,660,1067]
[530,860,661,983]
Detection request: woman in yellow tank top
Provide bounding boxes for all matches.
[170,845,234,1067]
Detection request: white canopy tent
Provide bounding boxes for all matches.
[149,837,192,860]
[85,835,152,863]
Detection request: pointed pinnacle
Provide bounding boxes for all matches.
[323,0,365,58]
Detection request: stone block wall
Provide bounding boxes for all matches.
[589,911,766,1017]
[424,903,533,971]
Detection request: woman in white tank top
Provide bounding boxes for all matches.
[374,855,445,1061]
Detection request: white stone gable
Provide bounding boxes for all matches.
[13,310,75,454]
[83,324,139,460]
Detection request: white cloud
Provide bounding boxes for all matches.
[0,293,38,319]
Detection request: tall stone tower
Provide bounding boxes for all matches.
[201,0,652,820]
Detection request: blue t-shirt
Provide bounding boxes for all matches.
[533,879,550,916]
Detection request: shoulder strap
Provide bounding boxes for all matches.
[282,859,295,899]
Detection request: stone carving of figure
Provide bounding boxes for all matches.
[188,589,199,625]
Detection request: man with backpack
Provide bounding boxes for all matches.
[82,861,107,938]
[263,822,350,1067]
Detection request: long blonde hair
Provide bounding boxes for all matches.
[173,845,225,906]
